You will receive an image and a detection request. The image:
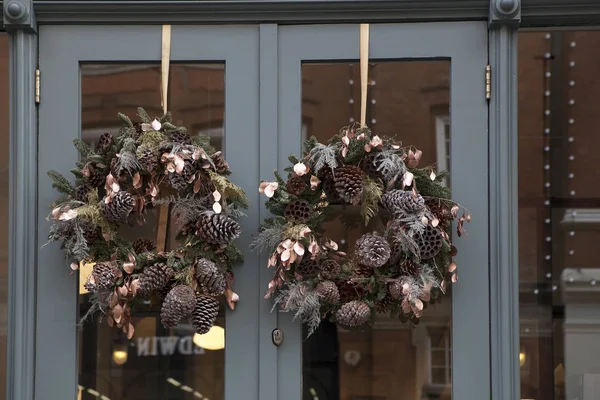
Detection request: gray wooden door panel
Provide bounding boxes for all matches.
[37,24,260,400]
[277,22,489,400]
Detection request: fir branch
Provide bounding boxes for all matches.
[191,135,216,155]
[306,143,339,174]
[207,170,249,209]
[73,138,93,158]
[411,168,451,199]
[47,170,75,195]
[118,112,134,128]
[272,284,323,337]
[136,107,151,123]
[115,138,142,175]
[360,177,383,225]
[250,219,286,252]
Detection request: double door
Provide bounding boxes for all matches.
[37,23,489,400]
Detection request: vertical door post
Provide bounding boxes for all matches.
[488,1,521,399]
[4,1,37,400]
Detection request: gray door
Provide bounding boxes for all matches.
[37,22,489,400]
[270,23,490,400]
[37,25,261,400]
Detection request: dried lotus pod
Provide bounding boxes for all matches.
[416,225,444,260]
[284,199,313,222]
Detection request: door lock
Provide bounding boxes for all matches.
[272,328,284,346]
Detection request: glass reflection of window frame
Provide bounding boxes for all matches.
[435,115,450,188]
[429,327,452,387]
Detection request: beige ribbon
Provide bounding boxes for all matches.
[156,25,171,252]
[360,23,370,127]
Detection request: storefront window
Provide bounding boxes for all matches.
[78,63,225,400]
[518,30,600,400]
[301,61,452,400]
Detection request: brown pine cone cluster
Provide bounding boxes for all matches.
[192,295,219,334]
[316,280,340,304]
[211,151,230,175]
[355,233,391,268]
[195,212,242,245]
[103,191,136,222]
[319,259,341,280]
[195,258,226,296]
[160,285,196,328]
[286,175,307,196]
[333,165,364,205]
[132,238,155,254]
[381,189,425,215]
[136,262,174,299]
[84,262,122,292]
[336,301,371,327]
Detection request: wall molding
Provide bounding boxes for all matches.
[5,1,38,398]
[488,0,521,398]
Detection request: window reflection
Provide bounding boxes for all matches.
[79,64,225,400]
[518,30,600,400]
[302,61,452,400]
[0,33,8,400]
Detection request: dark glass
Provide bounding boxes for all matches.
[78,64,225,400]
[301,61,452,400]
[518,30,600,400]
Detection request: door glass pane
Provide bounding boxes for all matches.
[518,30,600,400]
[301,61,452,400]
[78,63,225,400]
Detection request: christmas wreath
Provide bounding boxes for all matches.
[254,126,470,335]
[46,108,247,338]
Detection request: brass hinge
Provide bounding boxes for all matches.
[35,69,40,104]
[485,64,491,100]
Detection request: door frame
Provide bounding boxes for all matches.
[10,1,598,400]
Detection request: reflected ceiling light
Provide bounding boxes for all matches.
[193,325,225,350]
[180,385,193,393]
[87,388,100,397]
[193,392,203,399]
[100,396,111,400]
[167,378,182,387]
[112,348,128,365]
[519,351,526,367]
[78,262,94,295]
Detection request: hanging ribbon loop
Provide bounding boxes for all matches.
[360,23,370,127]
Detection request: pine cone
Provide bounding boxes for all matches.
[381,189,425,215]
[132,238,155,254]
[334,165,364,205]
[192,295,219,334]
[286,176,307,196]
[376,295,394,313]
[338,281,364,303]
[86,164,106,189]
[80,221,99,242]
[211,151,230,175]
[110,157,127,182]
[284,199,313,222]
[84,262,121,292]
[160,285,196,328]
[417,226,444,260]
[335,301,371,327]
[319,259,341,280]
[296,257,320,279]
[181,159,197,183]
[353,264,373,278]
[388,280,403,300]
[316,280,340,304]
[103,191,136,222]
[136,145,158,173]
[168,172,188,191]
[399,259,422,277]
[195,212,242,245]
[136,262,175,298]
[74,185,92,203]
[318,167,340,201]
[169,129,192,145]
[194,258,226,296]
[95,132,114,154]
[355,233,391,268]
[425,198,453,229]
[386,241,403,266]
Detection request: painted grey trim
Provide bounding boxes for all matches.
[488,24,521,400]
[278,22,490,400]
[3,0,36,32]
[6,28,37,400]
[31,1,490,23]
[22,0,600,26]
[258,23,279,400]
[38,25,261,400]
[489,0,521,26]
